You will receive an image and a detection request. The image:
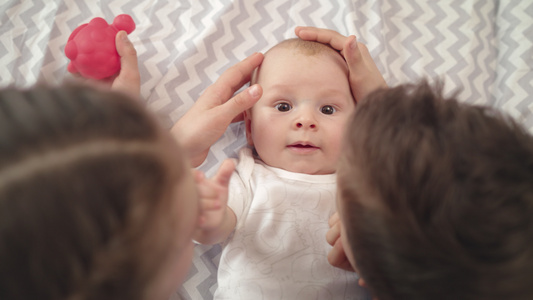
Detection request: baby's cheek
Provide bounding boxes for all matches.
[329,132,345,159]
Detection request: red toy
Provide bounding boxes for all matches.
[65,14,135,80]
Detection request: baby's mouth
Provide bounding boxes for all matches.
[287,142,319,150]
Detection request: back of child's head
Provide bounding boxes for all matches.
[338,80,533,300]
[0,85,188,300]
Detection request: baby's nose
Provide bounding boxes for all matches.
[296,121,316,129]
[294,112,318,130]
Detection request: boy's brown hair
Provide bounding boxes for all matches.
[0,85,187,300]
[338,81,533,300]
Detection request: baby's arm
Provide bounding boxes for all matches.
[193,160,237,245]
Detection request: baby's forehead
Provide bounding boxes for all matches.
[265,39,342,62]
[252,39,348,83]
[271,38,337,55]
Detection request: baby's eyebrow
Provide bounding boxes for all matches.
[267,83,293,93]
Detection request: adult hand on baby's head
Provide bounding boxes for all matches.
[172,52,264,167]
[295,26,387,103]
[326,212,356,272]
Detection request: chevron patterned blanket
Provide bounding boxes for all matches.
[1,0,532,299]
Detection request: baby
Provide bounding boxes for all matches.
[194,38,370,299]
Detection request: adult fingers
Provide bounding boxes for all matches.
[113,31,141,97]
[343,35,363,69]
[343,36,387,102]
[295,26,347,51]
[200,52,264,108]
[221,84,262,123]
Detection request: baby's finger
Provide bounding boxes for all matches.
[200,197,221,211]
[326,221,341,246]
[327,238,355,272]
[328,212,340,227]
[192,169,205,182]
[196,180,219,199]
[213,159,236,187]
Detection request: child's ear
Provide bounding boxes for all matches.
[244,110,254,146]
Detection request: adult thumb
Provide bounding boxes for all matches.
[113,31,140,97]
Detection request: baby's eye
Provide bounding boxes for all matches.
[321,105,336,115]
[275,103,292,112]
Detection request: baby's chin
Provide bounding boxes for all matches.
[271,162,336,175]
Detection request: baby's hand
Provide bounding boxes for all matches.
[194,160,235,232]
[326,212,356,272]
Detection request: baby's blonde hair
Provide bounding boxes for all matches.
[251,38,342,84]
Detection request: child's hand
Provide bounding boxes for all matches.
[326,212,356,272]
[193,160,237,244]
[110,31,140,98]
[172,53,264,167]
[295,26,387,103]
[70,31,140,98]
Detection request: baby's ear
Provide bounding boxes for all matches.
[243,110,254,146]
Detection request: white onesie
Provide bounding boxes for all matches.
[214,148,370,300]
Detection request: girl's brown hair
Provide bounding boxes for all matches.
[0,85,186,300]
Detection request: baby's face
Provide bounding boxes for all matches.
[245,47,354,174]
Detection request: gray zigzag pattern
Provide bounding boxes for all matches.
[40,2,67,83]
[1,1,41,85]
[146,2,199,128]
[480,2,498,106]
[368,0,386,72]
[300,0,320,26]
[149,2,192,125]
[218,0,248,74]
[18,0,45,79]
[496,1,519,109]
[465,0,493,105]
[271,0,292,42]
[136,1,168,83]
[321,1,340,30]
[514,2,533,129]
[400,1,424,79]
[446,0,470,92]
[197,244,222,295]
[0,1,16,82]
[249,1,272,53]
[423,2,447,80]
[381,0,402,86]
